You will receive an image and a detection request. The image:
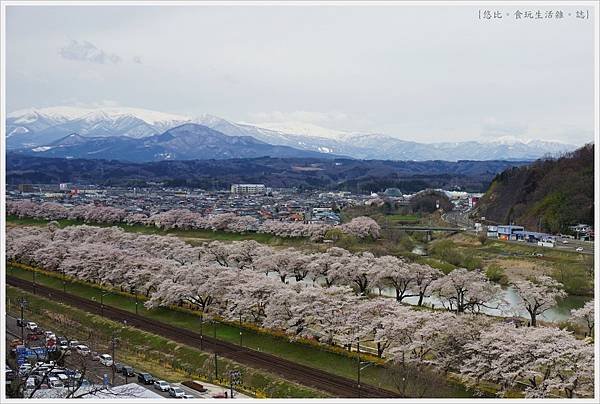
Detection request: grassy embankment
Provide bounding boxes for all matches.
[5,285,325,398]
[7,264,472,398]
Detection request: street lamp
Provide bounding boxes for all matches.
[95,292,110,316]
[134,291,139,315]
[62,268,67,294]
[199,313,204,351]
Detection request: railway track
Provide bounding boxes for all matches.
[7,276,398,398]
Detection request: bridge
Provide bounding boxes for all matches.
[384,226,466,232]
[382,225,465,241]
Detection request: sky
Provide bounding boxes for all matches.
[5,4,596,144]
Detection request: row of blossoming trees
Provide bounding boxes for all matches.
[6,224,594,398]
[7,200,381,241]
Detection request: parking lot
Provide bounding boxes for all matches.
[5,314,247,399]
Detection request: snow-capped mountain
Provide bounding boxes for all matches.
[16,123,336,162]
[6,106,189,148]
[248,121,351,141]
[6,106,580,161]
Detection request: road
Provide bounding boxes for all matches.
[7,276,399,398]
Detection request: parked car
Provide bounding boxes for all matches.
[154,380,170,391]
[17,318,26,327]
[10,338,22,348]
[68,340,80,349]
[99,354,113,367]
[26,322,38,331]
[121,366,135,377]
[26,377,37,390]
[169,386,186,398]
[55,373,69,385]
[137,372,154,385]
[90,351,100,361]
[576,247,584,252]
[113,363,124,373]
[75,345,90,356]
[48,377,65,389]
[19,364,32,376]
[562,240,569,244]
[44,331,54,339]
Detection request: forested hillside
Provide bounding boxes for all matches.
[476,144,594,233]
[6,154,527,193]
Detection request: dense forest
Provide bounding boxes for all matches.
[475,144,594,233]
[6,154,528,193]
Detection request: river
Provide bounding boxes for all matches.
[378,286,590,322]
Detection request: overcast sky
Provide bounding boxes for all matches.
[5,4,595,144]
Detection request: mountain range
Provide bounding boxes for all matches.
[7,106,580,162]
[15,124,332,162]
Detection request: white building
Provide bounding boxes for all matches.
[230,184,267,195]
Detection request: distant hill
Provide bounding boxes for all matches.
[475,144,594,233]
[14,123,337,162]
[6,154,528,193]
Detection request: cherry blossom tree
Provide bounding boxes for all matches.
[340,216,381,239]
[374,255,416,302]
[306,247,351,287]
[512,276,567,327]
[338,252,378,295]
[411,263,443,306]
[430,268,503,314]
[570,300,594,337]
[302,285,358,345]
[146,264,230,317]
[460,323,594,398]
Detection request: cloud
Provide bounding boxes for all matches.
[132,56,142,64]
[480,117,528,137]
[248,110,349,125]
[58,40,122,64]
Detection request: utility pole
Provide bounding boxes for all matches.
[19,297,27,344]
[214,352,218,381]
[357,341,361,398]
[111,334,116,386]
[239,312,243,347]
[356,340,373,399]
[62,268,67,294]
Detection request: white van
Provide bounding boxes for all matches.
[99,354,113,367]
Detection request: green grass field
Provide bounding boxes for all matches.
[7,264,471,397]
[384,214,420,223]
